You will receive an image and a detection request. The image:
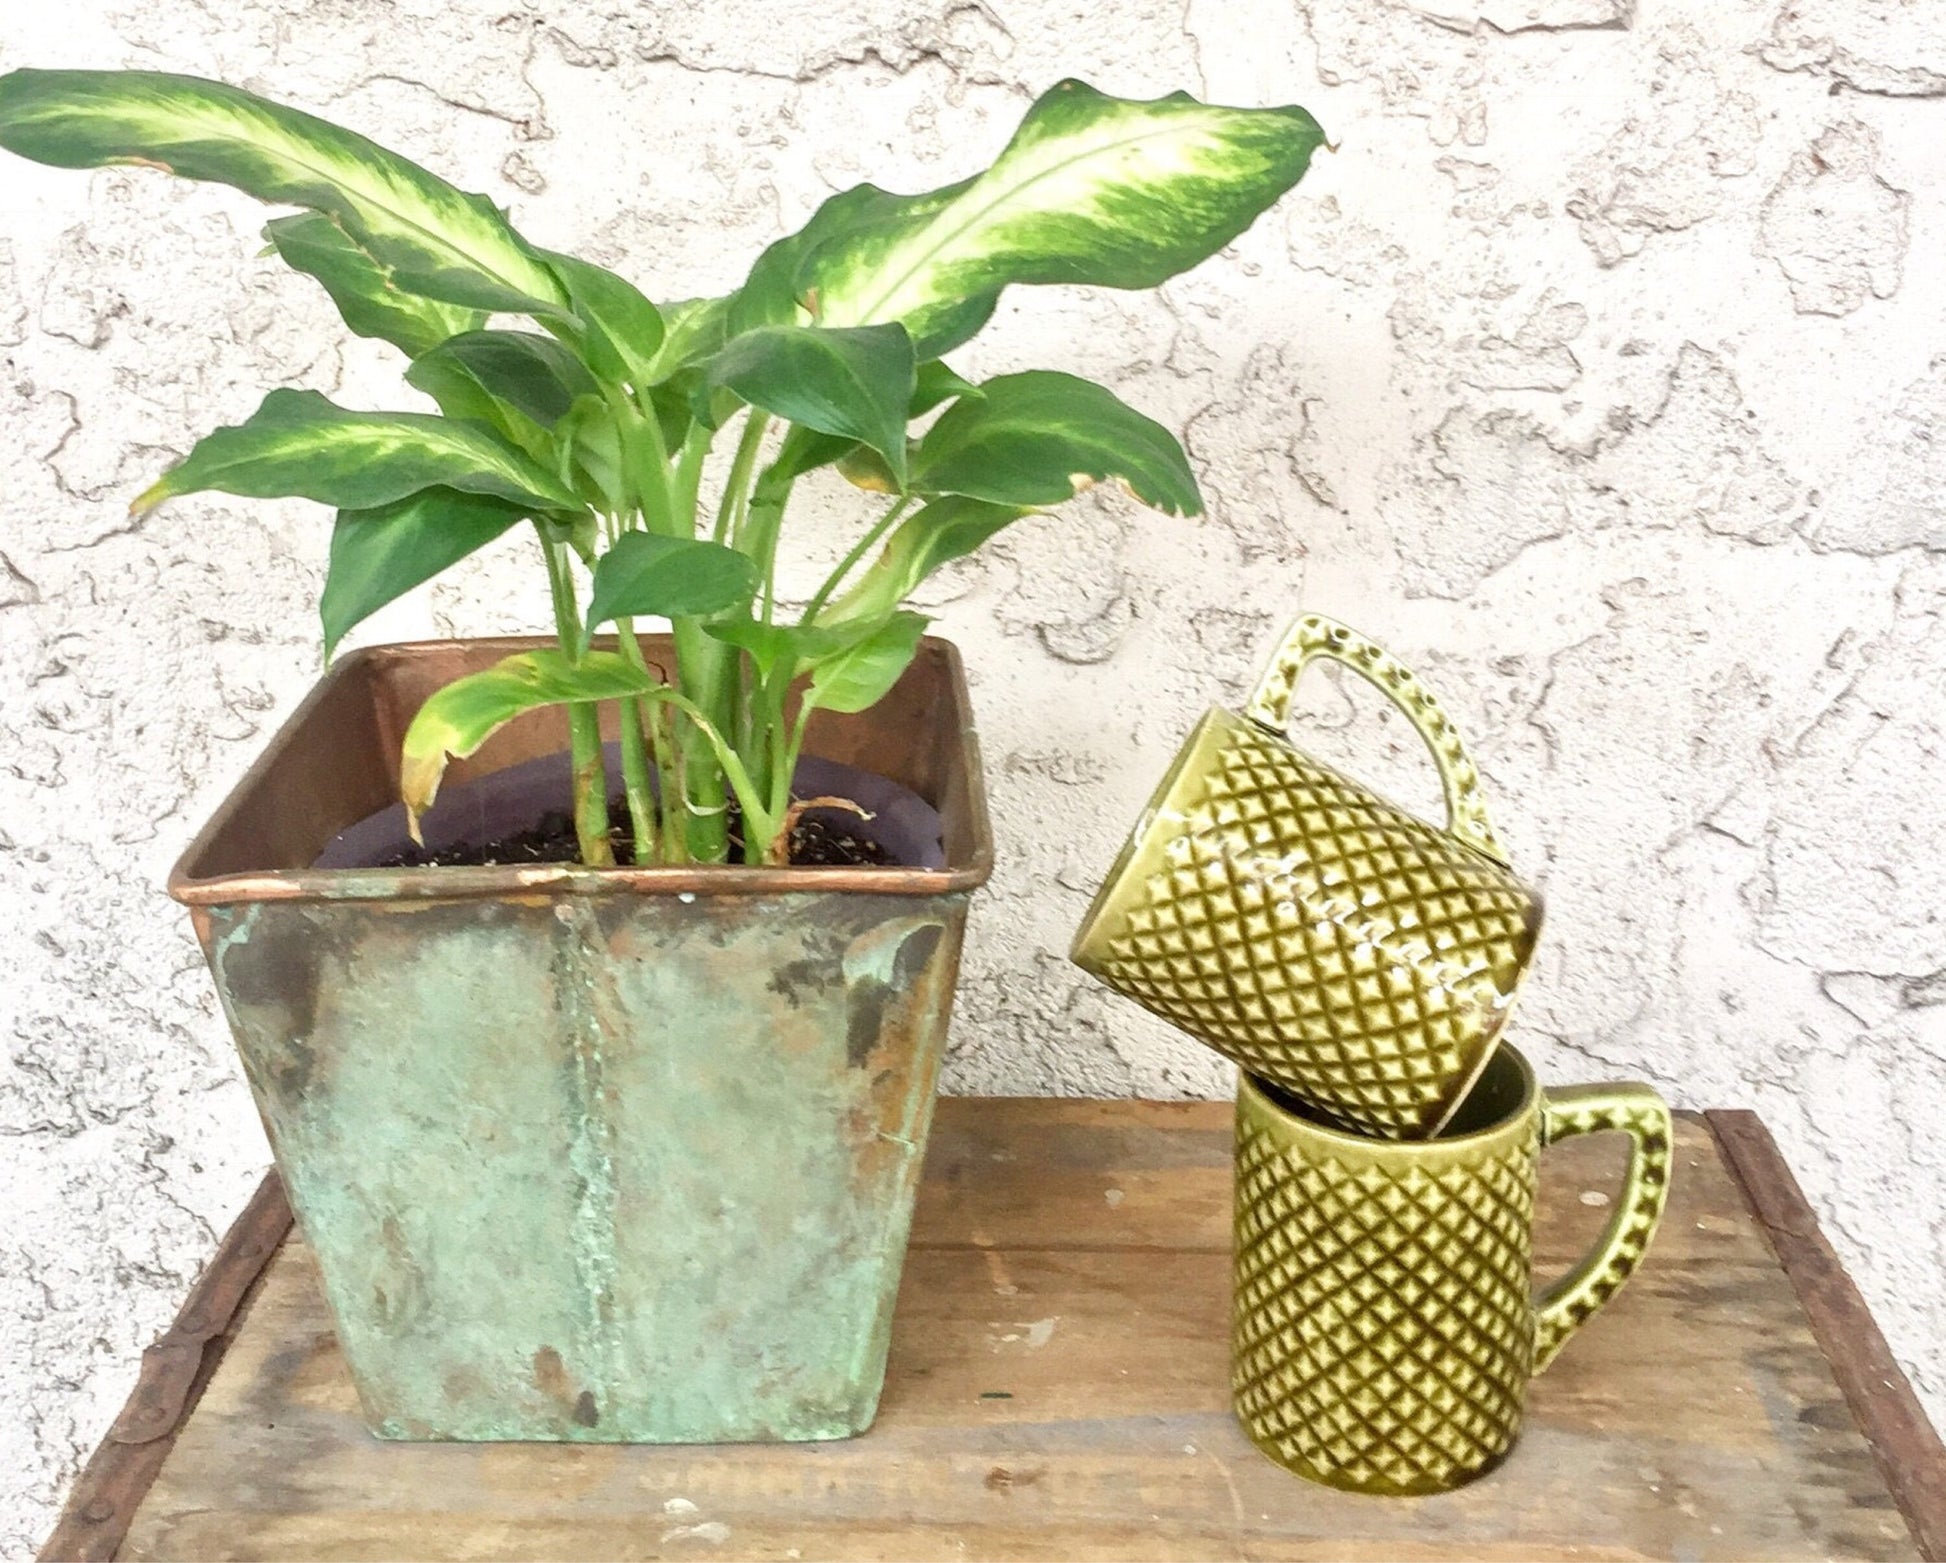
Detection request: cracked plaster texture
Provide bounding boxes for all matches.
[2,0,1944,1546]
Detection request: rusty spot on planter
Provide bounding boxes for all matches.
[844,919,947,1068]
[533,1346,570,1400]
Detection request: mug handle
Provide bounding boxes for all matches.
[1531,1082,1674,1372]
[1242,613,1507,864]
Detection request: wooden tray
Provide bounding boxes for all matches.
[41,1101,1946,1561]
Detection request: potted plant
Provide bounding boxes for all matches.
[0,68,1324,1442]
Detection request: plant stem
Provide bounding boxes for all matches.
[769,700,817,827]
[543,532,614,867]
[672,418,712,528]
[741,466,797,626]
[614,394,740,862]
[635,686,777,851]
[644,699,686,863]
[612,619,663,866]
[669,619,735,861]
[713,411,770,544]
[616,698,657,864]
[603,394,736,863]
[610,387,679,535]
[802,493,914,626]
[593,509,666,864]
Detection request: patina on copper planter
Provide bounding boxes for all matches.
[168,635,992,1443]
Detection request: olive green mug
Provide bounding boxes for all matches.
[1232,1042,1672,1495]
[1071,614,1542,1140]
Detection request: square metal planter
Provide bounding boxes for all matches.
[169,636,992,1442]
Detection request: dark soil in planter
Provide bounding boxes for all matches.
[314,742,944,871]
[365,805,896,869]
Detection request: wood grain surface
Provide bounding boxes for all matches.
[94,1100,1926,1561]
[1710,1110,1946,1561]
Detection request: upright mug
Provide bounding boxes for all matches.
[1232,1043,1672,1495]
[1072,614,1542,1140]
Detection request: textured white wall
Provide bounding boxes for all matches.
[2,0,1943,1547]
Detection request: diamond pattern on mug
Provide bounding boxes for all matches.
[1089,719,1536,1137]
[1231,1115,1537,1494]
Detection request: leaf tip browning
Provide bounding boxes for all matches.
[128,476,171,517]
[399,752,445,845]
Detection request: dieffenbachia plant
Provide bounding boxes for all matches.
[0,69,1324,865]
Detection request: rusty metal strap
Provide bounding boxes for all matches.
[40,1172,293,1562]
[107,1174,293,1445]
[107,1340,216,1448]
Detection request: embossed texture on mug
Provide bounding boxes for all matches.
[1231,1045,1672,1495]
[1073,615,1542,1139]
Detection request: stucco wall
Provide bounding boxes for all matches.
[3,0,1943,1546]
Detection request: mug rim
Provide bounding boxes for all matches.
[1420,993,1524,1138]
[1240,1041,1540,1150]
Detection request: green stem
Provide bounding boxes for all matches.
[741,466,797,626]
[670,618,735,862]
[638,687,777,851]
[609,387,679,535]
[612,620,663,866]
[713,411,770,545]
[768,699,817,828]
[644,699,686,864]
[759,656,797,814]
[802,493,914,626]
[543,533,614,867]
[605,395,734,860]
[673,418,712,530]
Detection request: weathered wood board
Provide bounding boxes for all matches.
[57,1101,1936,1560]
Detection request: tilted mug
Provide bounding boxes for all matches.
[1231,1042,1673,1495]
[1071,614,1542,1140]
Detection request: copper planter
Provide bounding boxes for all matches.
[168,636,992,1442]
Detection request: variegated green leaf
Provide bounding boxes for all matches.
[803,611,930,715]
[764,427,858,485]
[322,488,528,660]
[913,359,980,416]
[703,323,916,484]
[264,213,483,357]
[543,251,665,388]
[704,614,881,683]
[820,497,1026,631]
[733,360,977,491]
[133,387,583,515]
[407,331,599,430]
[403,349,551,459]
[645,295,731,380]
[798,80,1323,353]
[909,371,1200,515]
[401,649,660,831]
[636,296,734,448]
[558,394,627,515]
[582,532,760,647]
[729,179,996,355]
[0,68,566,315]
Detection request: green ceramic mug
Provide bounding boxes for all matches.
[1231,1042,1672,1496]
[1071,613,1542,1140]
